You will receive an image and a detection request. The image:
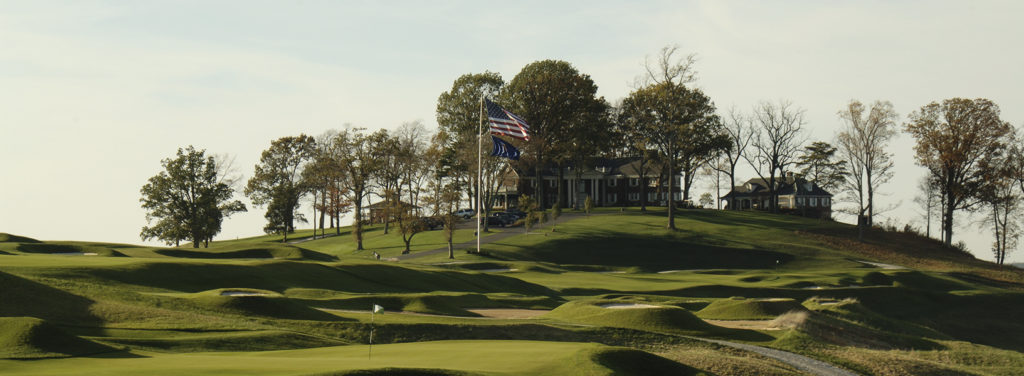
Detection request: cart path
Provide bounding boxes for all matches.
[685,336,860,376]
[396,212,591,261]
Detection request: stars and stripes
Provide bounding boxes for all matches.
[485,98,530,141]
[490,136,521,160]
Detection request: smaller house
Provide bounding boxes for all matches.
[363,200,420,224]
[721,173,833,218]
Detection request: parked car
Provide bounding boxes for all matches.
[505,209,527,219]
[491,212,518,225]
[453,209,475,219]
[479,215,508,227]
[417,216,443,230]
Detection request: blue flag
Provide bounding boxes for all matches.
[490,136,520,160]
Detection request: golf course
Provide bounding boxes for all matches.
[3,209,1024,375]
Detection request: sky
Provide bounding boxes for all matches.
[2,1,1022,263]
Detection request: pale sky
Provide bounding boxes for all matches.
[2,1,1022,263]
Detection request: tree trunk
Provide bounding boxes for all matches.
[866,168,875,226]
[667,145,676,230]
[354,191,364,250]
[943,193,954,246]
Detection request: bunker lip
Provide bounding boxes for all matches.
[600,303,660,309]
[220,291,270,297]
[52,252,99,256]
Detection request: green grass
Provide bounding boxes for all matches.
[0,317,117,359]
[3,209,1024,375]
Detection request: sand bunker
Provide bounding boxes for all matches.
[600,303,660,309]
[859,260,904,269]
[220,291,270,297]
[705,319,784,331]
[467,309,549,319]
[477,268,519,273]
[52,252,99,256]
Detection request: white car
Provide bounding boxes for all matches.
[454,209,475,219]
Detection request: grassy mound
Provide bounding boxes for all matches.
[0,271,102,325]
[590,347,709,376]
[100,329,345,352]
[1,242,124,256]
[771,309,943,351]
[696,297,806,320]
[310,368,479,376]
[544,299,715,334]
[296,292,560,317]
[156,243,337,261]
[83,260,557,296]
[188,289,343,321]
[0,233,41,243]
[0,317,116,359]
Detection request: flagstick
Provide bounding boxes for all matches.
[368,308,374,360]
[477,96,483,255]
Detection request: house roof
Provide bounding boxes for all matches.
[721,175,832,199]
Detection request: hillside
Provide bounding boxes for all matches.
[1,210,1023,375]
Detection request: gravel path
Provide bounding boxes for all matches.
[687,336,860,376]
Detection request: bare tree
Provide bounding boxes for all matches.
[713,108,753,210]
[836,100,898,231]
[913,176,941,239]
[978,160,1019,266]
[636,44,698,88]
[743,100,807,213]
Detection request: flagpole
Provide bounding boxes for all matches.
[477,96,483,254]
[368,308,374,360]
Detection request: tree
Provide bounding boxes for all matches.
[621,82,723,229]
[795,141,847,192]
[914,176,941,239]
[333,128,383,251]
[905,98,1014,246]
[836,100,898,231]
[245,135,316,242]
[699,192,714,208]
[613,99,658,211]
[714,108,753,210]
[744,100,807,213]
[141,146,246,248]
[503,60,606,210]
[436,72,503,213]
[372,130,401,234]
[519,195,538,233]
[978,156,1019,266]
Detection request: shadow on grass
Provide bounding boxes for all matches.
[487,230,791,271]
[0,271,103,326]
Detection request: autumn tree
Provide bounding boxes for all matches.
[332,128,382,250]
[743,100,807,213]
[503,60,606,209]
[620,82,723,229]
[141,146,246,248]
[613,99,658,211]
[436,72,504,213]
[245,135,315,242]
[905,98,1014,246]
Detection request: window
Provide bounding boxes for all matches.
[797,197,804,206]
[629,193,640,201]
[673,192,681,201]
[549,179,557,188]
[607,194,617,203]
[823,198,830,206]
[810,197,818,207]
[629,178,639,187]
[531,180,536,188]
[607,179,617,187]
[648,192,657,201]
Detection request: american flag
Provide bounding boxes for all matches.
[485,98,530,141]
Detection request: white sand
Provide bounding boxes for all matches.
[52,252,99,256]
[600,303,660,309]
[477,268,519,272]
[220,291,269,297]
[859,260,905,269]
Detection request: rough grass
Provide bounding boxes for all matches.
[0,317,117,359]
[156,243,337,261]
[0,233,41,243]
[696,297,806,320]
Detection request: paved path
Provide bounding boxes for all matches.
[396,212,589,261]
[687,337,859,376]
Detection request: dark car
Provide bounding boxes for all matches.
[417,216,443,230]
[480,215,508,227]
[505,209,527,219]
[491,212,518,225]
